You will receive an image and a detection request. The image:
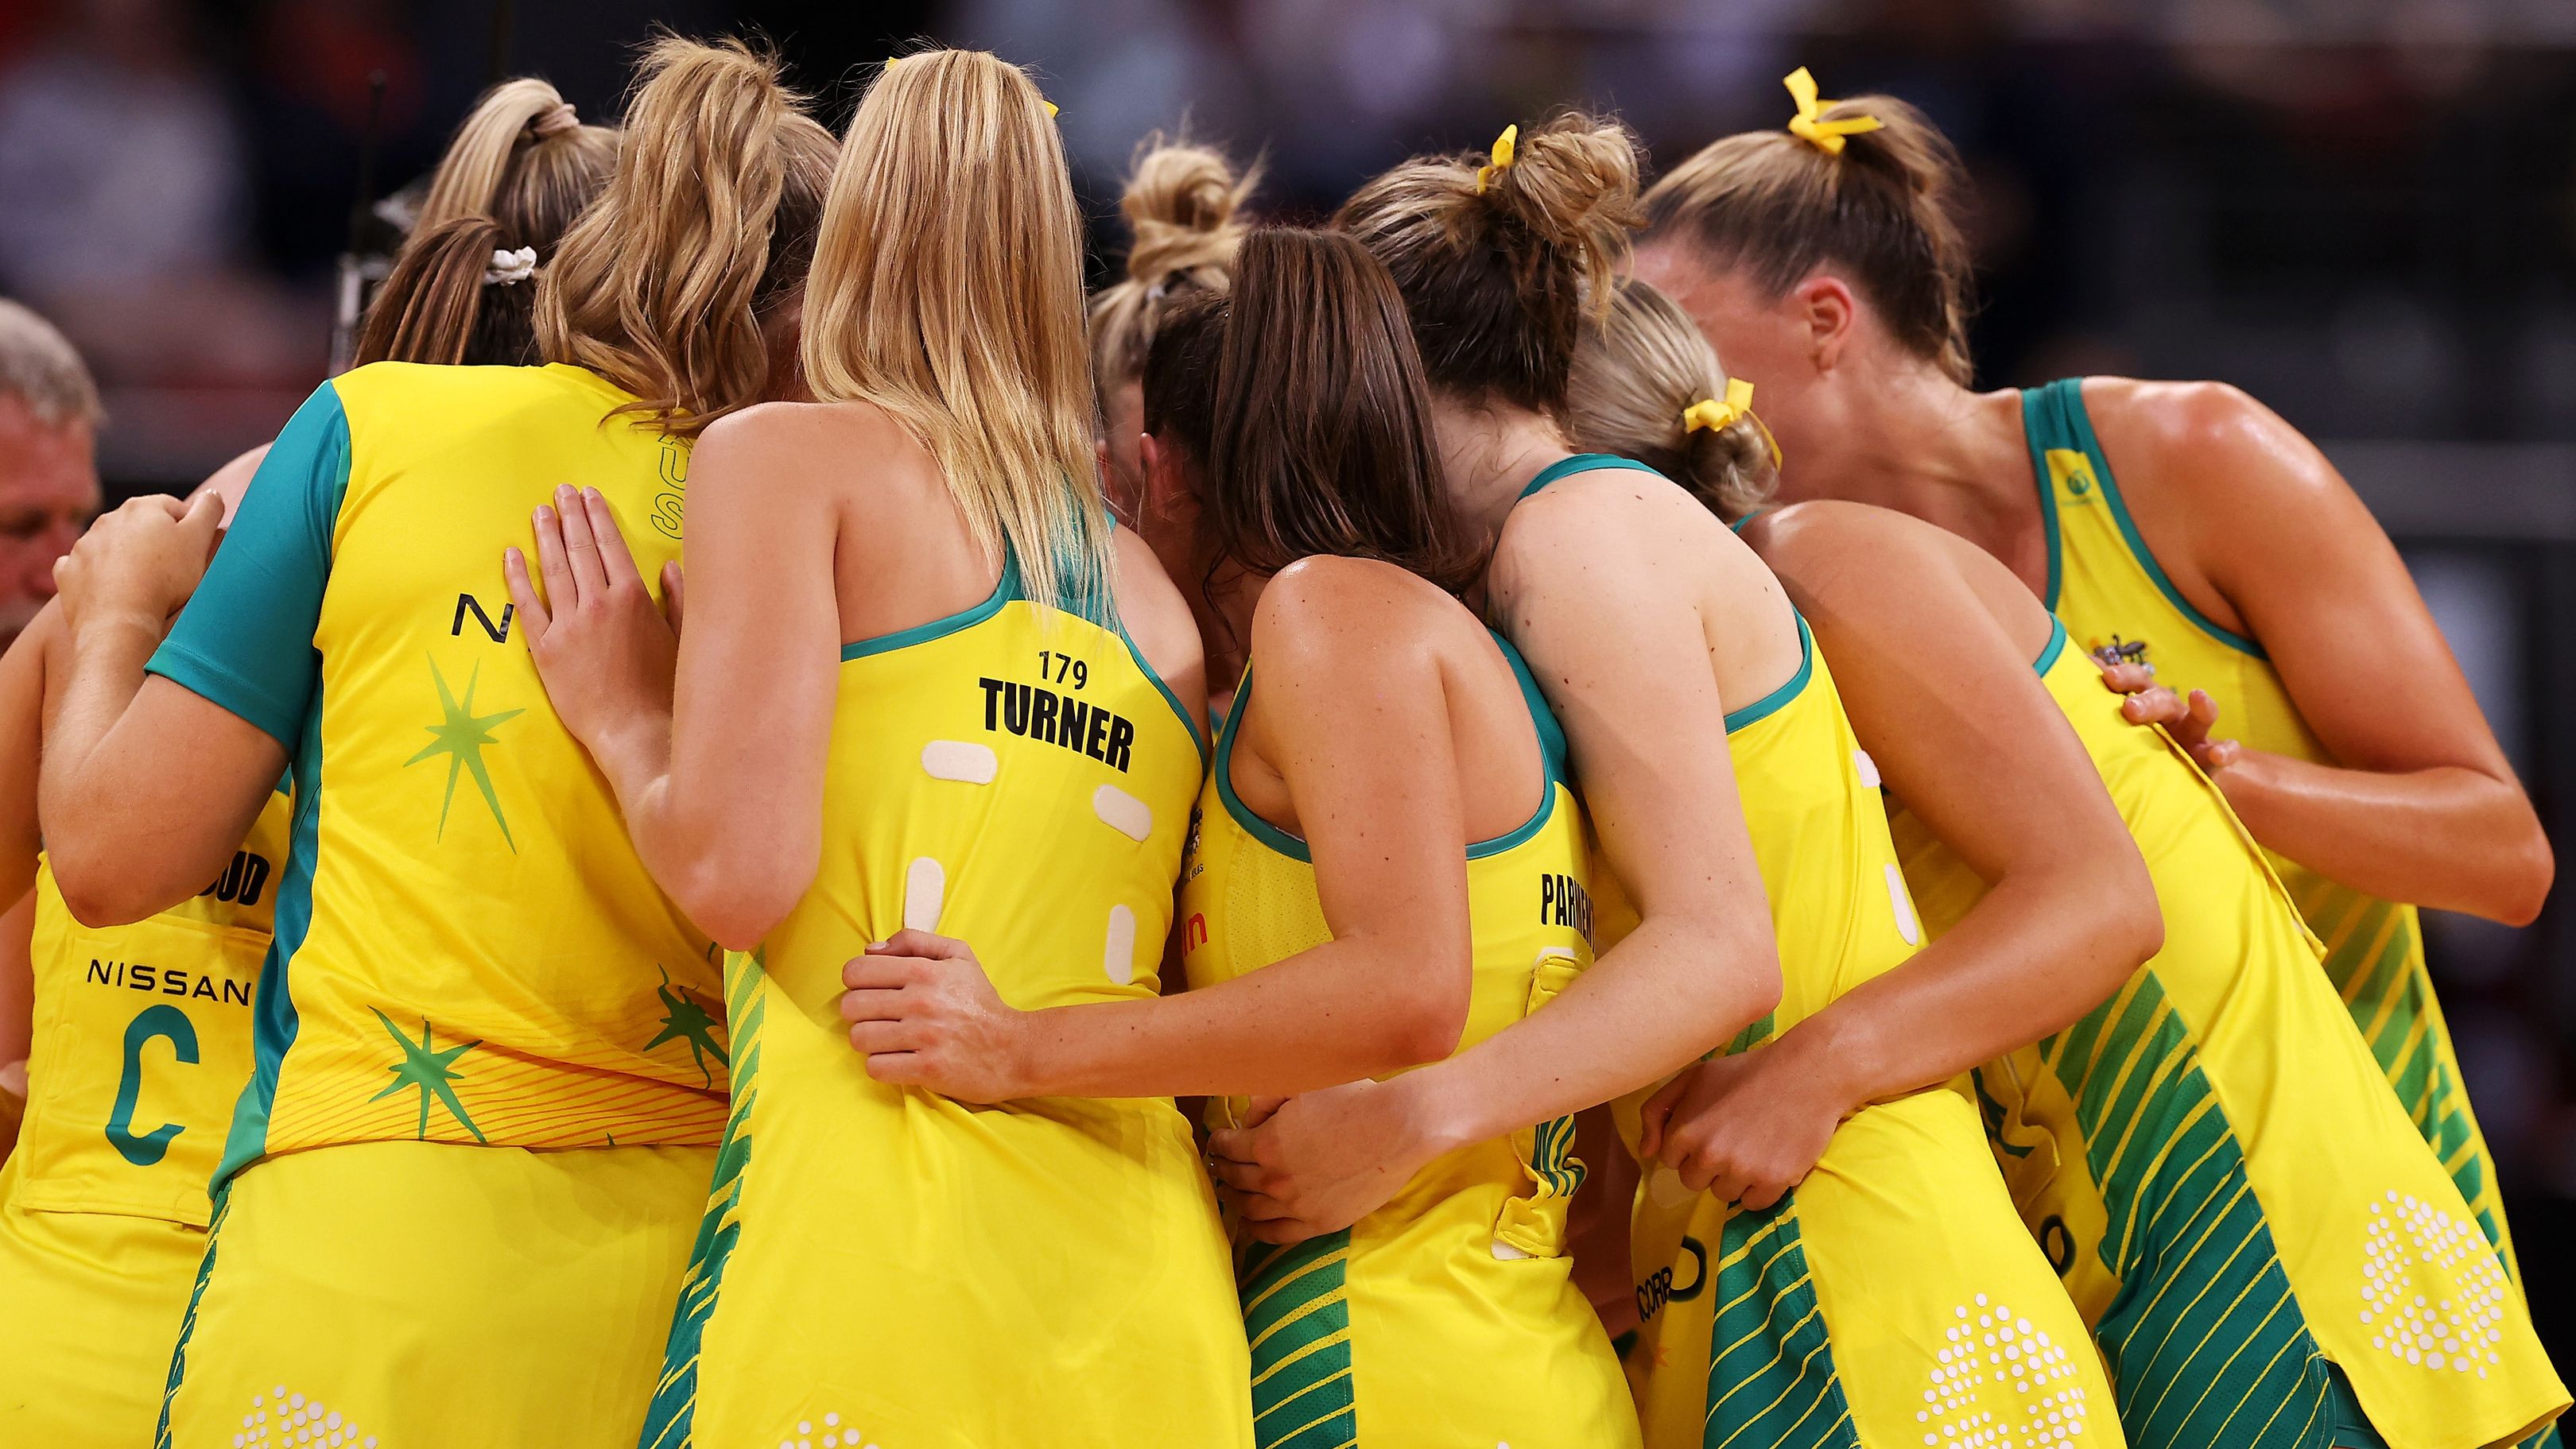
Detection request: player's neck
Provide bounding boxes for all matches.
[1781,365,2031,542]
[1432,397,1574,545]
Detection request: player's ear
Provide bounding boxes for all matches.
[1791,273,1858,375]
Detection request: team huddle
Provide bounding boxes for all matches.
[0,31,2564,1449]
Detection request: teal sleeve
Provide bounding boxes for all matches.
[146,382,351,750]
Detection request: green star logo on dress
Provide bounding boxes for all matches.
[405,657,526,849]
[645,966,730,1087]
[367,1008,487,1141]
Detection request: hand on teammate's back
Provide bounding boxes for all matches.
[2100,660,2240,771]
[1635,1041,1843,1212]
[838,929,1034,1103]
[50,491,223,637]
[504,484,683,771]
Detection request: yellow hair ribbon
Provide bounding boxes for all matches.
[1474,124,1518,194]
[1783,67,1881,156]
[886,54,1058,116]
[1683,378,1784,469]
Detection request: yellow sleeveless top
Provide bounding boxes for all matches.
[2023,378,2512,1269]
[145,363,727,1179]
[641,548,1252,1449]
[10,788,292,1226]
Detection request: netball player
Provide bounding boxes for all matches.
[1635,74,2550,1302]
[37,37,833,1447]
[1575,277,2568,1449]
[504,50,1249,1449]
[1219,113,2121,1449]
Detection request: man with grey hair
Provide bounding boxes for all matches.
[0,300,102,652]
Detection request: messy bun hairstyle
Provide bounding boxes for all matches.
[356,77,618,367]
[1334,111,1643,420]
[1569,279,1777,522]
[1641,89,1977,385]
[1088,135,1259,390]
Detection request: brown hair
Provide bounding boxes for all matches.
[1569,279,1776,521]
[1641,89,1976,384]
[1333,112,1643,420]
[537,36,836,436]
[800,49,1110,620]
[1088,135,1259,393]
[1143,228,1478,596]
[357,78,618,367]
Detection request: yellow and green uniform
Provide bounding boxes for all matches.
[1178,631,1636,1449]
[1522,457,2118,1449]
[143,362,727,1449]
[1896,618,2566,1449]
[2022,378,2516,1277]
[640,548,1251,1449]
[0,790,285,1447]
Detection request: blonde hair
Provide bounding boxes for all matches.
[1335,111,1642,418]
[1642,91,1976,385]
[801,49,1111,621]
[1087,134,1258,391]
[359,77,618,366]
[1569,280,1776,521]
[537,36,836,436]
[0,300,101,430]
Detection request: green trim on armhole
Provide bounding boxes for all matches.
[213,663,325,1185]
[1516,452,1662,502]
[1240,1230,1358,1449]
[839,552,1022,661]
[1723,614,1815,734]
[2034,617,2070,676]
[2021,385,2068,611]
[2026,378,2264,658]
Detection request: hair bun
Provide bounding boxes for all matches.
[530,101,581,138]
[1484,113,1643,294]
[1121,138,1257,287]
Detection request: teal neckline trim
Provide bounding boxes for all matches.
[2033,616,2069,676]
[2029,378,2264,659]
[1517,452,1660,501]
[2020,383,2067,612]
[1213,638,1563,866]
[1724,613,1814,734]
[839,552,1022,661]
[1728,506,1772,534]
[1121,622,1206,761]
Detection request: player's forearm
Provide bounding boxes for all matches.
[2218,750,2553,924]
[1400,913,1780,1153]
[1013,939,1465,1099]
[36,616,179,920]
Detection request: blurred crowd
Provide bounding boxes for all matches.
[4,0,2574,1300]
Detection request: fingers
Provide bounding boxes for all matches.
[1239,1216,1322,1246]
[2097,661,2155,695]
[179,489,225,555]
[1737,1179,1787,1213]
[502,548,551,646]
[2186,688,2221,735]
[842,952,926,992]
[1205,1155,1267,1193]
[874,929,973,962]
[846,1018,925,1056]
[1229,1189,1297,1222]
[2120,686,2186,726]
[836,985,908,1023]
[1638,1075,1686,1160]
[1236,1094,1286,1130]
[531,503,573,606]
[859,1050,923,1086]
[1205,1126,1256,1166]
[662,561,685,634]
[2194,738,2242,770]
[553,484,610,598]
[579,487,646,592]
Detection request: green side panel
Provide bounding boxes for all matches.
[153,1184,233,1449]
[1240,1230,1358,1449]
[2043,975,2334,1449]
[1530,1114,1589,1200]
[638,955,770,1449]
[1701,1199,1860,1449]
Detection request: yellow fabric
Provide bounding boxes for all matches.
[11,791,287,1226]
[660,581,1251,1449]
[254,363,725,1164]
[1177,661,1635,1447]
[1476,123,1519,192]
[2031,381,2518,1282]
[155,1139,710,1449]
[1783,66,1884,155]
[1615,628,2119,1449]
[0,1151,205,1447]
[1895,644,2567,1449]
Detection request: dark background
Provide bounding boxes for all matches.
[7,0,2573,1346]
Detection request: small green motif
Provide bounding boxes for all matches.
[643,966,729,1087]
[367,1008,487,1142]
[405,657,525,850]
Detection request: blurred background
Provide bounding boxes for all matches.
[6,0,2574,1339]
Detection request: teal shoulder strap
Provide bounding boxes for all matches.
[1516,452,1662,502]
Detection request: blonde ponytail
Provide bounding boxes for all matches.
[1569,280,1776,522]
[1088,135,1259,389]
[537,36,835,436]
[801,49,1111,622]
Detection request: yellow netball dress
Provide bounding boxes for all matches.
[1896,619,2566,1449]
[2020,379,2518,1279]
[1516,457,2118,1449]
[1177,630,1635,1449]
[143,363,731,1449]
[0,788,287,1447]
[639,545,1251,1449]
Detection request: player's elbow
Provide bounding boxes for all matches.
[48,843,189,928]
[2489,816,2555,929]
[1371,941,1475,1072]
[1681,910,1784,1045]
[674,846,814,954]
[2093,845,2164,976]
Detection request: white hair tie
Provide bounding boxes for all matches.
[483,247,539,286]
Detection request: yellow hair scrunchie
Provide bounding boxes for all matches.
[1475,124,1519,194]
[1682,377,1784,469]
[886,54,1058,116]
[1783,67,1880,156]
